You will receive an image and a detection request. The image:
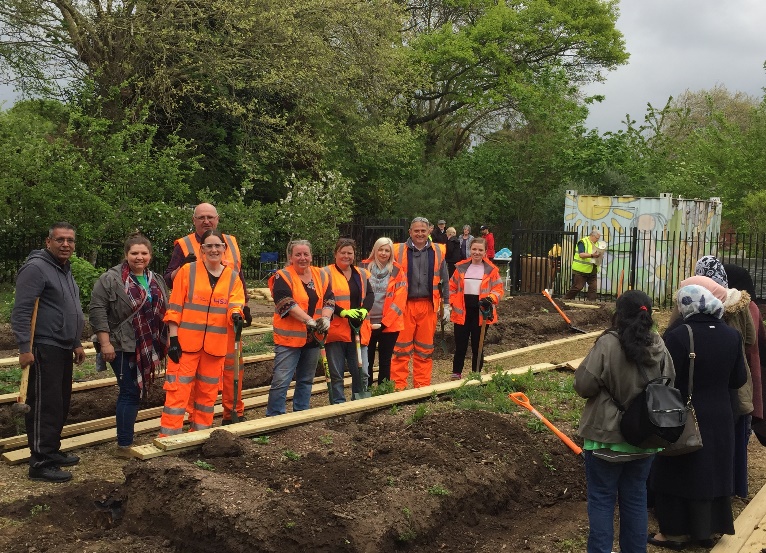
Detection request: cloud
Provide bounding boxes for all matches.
[584,0,766,132]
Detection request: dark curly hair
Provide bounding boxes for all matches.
[608,290,655,366]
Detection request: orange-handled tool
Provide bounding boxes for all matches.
[541,289,587,334]
[509,392,583,457]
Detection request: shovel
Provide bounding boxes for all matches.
[541,289,588,334]
[349,319,371,400]
[509,392,583,458]
[231,316,244,424]
[475,302,493,373]
[437,282,447,354]
[312,329,334,404]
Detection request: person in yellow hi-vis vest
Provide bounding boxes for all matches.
[564,229,602,301]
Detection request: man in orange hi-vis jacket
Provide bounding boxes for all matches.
[390,217,450,390]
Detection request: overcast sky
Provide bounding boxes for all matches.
[584,0,766,132]
[2,1,766,133]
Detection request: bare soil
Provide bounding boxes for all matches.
[0,296,764,553]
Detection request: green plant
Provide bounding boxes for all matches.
[396,507,417,543]
[29,504,50,517]
[319,434,333,446]
[0,367,21,394]
[194,460,215,471]
[252,435,270,445]
[427,484,450,496]
[526,417,547,433]
[371,379,396,396]
[283,449,301,461]
[0,284,14,324]
[285,520,296,529]
[541,452,556,473]
[386,476,396,486]
[406,404,429,425]
[69,254,103,310]
[389,404,400,415]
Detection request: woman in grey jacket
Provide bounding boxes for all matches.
[89,234,168,456]
[574,290,674,553]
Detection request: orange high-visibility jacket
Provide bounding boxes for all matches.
[448,258,504,326]
[358,259,407,333]
[322,264,372,345]
[392,241,446,311]
[177,232,242,273]
[165,261,245,356]
[269,265,331,347]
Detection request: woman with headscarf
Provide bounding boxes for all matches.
[649,285,747,549]
[574,290,673,553]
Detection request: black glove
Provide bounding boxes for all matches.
[479,297,494,310]
[181,252,197,266]
[168,336,182,364]
[232,313,243,327]
[243,306,252,327]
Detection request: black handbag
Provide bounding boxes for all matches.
[658,324,703,456]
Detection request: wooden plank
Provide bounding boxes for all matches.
[484,332,601,362]
[564,357,585,371]
[562,302,602,309]
[149,363,558,453]
[712,483,766,552]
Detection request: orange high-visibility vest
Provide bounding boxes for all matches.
[392,241,445,311]
[448,259,504,326]
[176,232,242,273]
[269,265,331,347]
[358,259,407,333]
[165,261,245,357]
[322,265,372,345]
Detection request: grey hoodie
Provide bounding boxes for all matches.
[12,249,84,353]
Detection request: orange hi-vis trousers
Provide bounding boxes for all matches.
[221,338,244,421]
[159,350,224,437]
[390,298,436,390]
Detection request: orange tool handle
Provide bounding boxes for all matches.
[541,289,573,325]
[509,392,583,457]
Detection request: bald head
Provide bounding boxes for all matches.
[193,203,219,235]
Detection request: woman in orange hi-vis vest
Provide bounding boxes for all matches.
[159,230,245,436]
[359,237,407,387]
[323,238,374,403]
[449,237,504,379]
[266,240,335,416]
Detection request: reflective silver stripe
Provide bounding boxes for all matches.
[183,302,227,315]
[181,235,196,258]
[179,321,228,334]
[335,294,351,302]
[274,328,308,338]
[414,340,434,351]
[392,350,411,357]
[160,426,184,435]
[395,340,413,349]
[453,306,464,316]
[197,374,220,385]
[229,302,244,309]
[163,406,186,416]
[192,422,213,430]
[226,267,237,296]
[390,304,403,316]
[193,402,215,413]
[179,375,195,384]
[165,374,177,383]
[187,262,197,303]
[223,234,240,271]
[414,350,433,360]
[168,302,184,312]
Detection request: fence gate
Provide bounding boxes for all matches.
[509,230,578,296]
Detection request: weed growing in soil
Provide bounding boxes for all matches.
[526,418,547,433]
[386,476,396,486]
[0,367,21,394]
[406,404,429,425]
[252,435,270,445]
[194,460,215,471]
[319,434,333,446]
[283,449,300,461]
[389,404,400,415]
[542,452,557,472]
[396,507,417,542]
[371,379,396,396]
[29,504,49,517]
[285,520,296,529]
[427,485,450,496]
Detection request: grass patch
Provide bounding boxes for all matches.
[282,449,301,461]
[252,435,270,445]
[406,403,429,425]
[427,484,450,496]
[0,283,14,324]
[0,367,21,394]
[194,460,215,471]
[241,333,273,355]
[371,379,396,396]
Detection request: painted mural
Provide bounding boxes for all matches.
[561,191,722,304]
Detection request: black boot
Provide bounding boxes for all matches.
[29,465,72,483]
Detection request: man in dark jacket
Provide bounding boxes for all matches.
[432,219,448,244]
[12,222,85,482]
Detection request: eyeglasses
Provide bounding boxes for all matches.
[195,215,218,221]
[52,237,76,244]
[201,243,226,250]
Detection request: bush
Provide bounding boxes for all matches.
[69,254,103,310]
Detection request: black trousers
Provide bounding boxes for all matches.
[25,343,73,467]
[367,327,399,386]
[453,302,485,374]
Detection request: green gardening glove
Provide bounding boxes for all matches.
[340,309,356,318]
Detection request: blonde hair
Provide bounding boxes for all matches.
[369,237,394,271]
[446,227,456,238]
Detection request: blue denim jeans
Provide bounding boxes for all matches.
[266,345,320,416]
[584,450,654,553]
[110,351,140,447]
[325,341,369,403]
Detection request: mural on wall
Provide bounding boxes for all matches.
[561,191,722,303]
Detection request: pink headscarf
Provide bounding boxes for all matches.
[679,275,728,303]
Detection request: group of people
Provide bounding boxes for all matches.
[11,213,503,482]
[575,255,764,552]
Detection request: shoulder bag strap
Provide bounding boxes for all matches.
[683,324,695,400]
